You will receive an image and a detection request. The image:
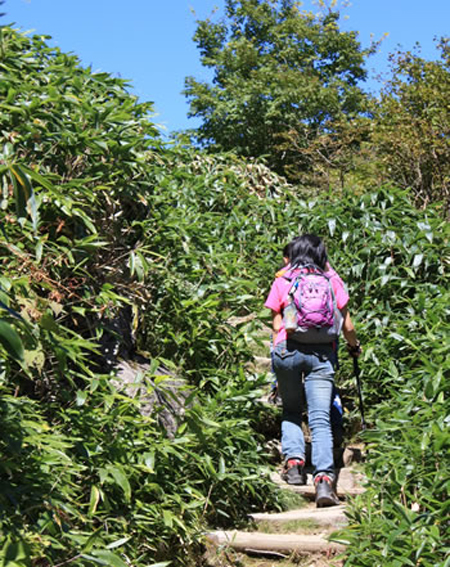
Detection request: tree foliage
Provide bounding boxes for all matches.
[370,39,450,212]
[184,0,373,179]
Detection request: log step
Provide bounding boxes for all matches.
[250,504,347,527]
[207,530,345,554]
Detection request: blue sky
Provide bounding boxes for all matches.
[5,0,449,134]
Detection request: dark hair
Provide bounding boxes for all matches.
[288,234,328,270]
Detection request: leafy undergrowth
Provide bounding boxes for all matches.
[0,24,448,567]
[0,26,282,566]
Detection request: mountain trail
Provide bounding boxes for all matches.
[206,318,365,566]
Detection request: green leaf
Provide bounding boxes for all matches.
[23,348,45,371]
[9,165,38,230]
[108,466,131,502]
[163,509,173,528]
[105,537,131,550]
[8,168,26,221]
[76,390,88,406]
[412,254,423,268]
[328,218,337,236]
[88,486,101,517]
[0,538,31,567]
[83,550,128,567]
[19,164,55,191]
[0,320,24,362]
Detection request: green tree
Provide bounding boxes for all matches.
[371,39,450,211]
[184,0,373,180]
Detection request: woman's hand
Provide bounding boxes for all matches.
[346,340,362,358]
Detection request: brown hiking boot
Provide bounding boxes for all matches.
[281,458,307,485]
[315,474,340,507]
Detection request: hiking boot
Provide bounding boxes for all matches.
[281,458,306,485]
[315,474,340,507]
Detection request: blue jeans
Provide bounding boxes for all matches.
[273,340,336,478]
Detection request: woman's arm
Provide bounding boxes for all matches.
[340,306,361,356]
[271,310,282,345]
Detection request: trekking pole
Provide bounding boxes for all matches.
[353,357,366,430]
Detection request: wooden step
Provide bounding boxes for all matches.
[272,468,365,500]
[207,530,345,554]
[250,504,347,527]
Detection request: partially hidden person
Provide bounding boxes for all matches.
[265,234,361,507]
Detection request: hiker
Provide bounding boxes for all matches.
[265,234,361,507]
[270,240,345,447]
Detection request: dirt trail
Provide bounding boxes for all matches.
[207,323,365,566]
[207,453,364,566]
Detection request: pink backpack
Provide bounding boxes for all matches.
[283,265,343,344]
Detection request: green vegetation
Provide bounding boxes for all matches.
[184,0,373,181]
[0,27,281,566]
[370,39,450,210]
[275,490,308,512]
[326,192,449,566]
[186,1,450,208]
[0,3,449,566]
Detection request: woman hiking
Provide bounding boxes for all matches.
[265,234,361,507]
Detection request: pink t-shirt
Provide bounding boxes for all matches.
[265,265,349,345]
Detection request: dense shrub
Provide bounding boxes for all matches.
[0,27,280,566]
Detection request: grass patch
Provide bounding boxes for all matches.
[277,490,308,511]
[254,519,322,534]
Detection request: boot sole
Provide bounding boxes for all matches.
[315,481,340,507]
[316,494,340,507]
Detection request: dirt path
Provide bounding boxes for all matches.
[207,452,364,566]
[206,323,365,566]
